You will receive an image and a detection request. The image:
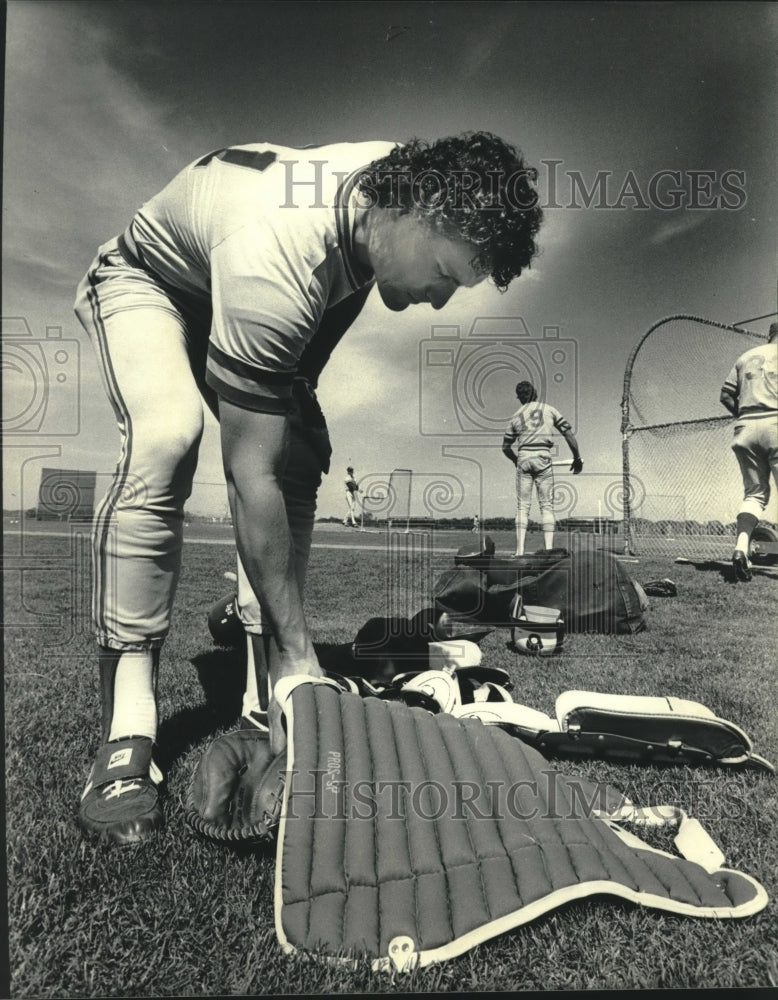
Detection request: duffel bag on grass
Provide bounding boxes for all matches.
[434,548,646,635]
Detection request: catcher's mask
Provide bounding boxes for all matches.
[509,595,565,656]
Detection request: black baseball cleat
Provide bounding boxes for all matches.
[79,737,164,845]
[732,550,752,582]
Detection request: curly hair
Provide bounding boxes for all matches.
[515,381,538,403]
[356,132,543,290]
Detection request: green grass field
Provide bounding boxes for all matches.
[4,526,778,996]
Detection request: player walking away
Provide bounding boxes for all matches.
[719,322,778,581]
[343,466,360,527]
[73,131,543,844]
[472,514,480,533]
[502,380,582,556]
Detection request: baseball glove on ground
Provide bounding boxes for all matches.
[186,728,287,844]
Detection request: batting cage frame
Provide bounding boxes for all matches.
[387,468,413,533]
[621,314,775,560]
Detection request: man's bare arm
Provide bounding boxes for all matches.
[562,428,581,458]
[720,387,738,416]
[502,436,518,464]
[219,399,323,680]
[562,428,583,473]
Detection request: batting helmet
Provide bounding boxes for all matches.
[207,592,245,648]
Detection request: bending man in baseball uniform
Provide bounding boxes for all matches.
[502,380,582,556]
[719,322,778,581]
[343,466,360,527]
[74,132,543,844]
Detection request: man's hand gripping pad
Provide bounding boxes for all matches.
[271,678,768,972]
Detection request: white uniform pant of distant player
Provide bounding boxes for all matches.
[74,240,320,658]
[515,452,556,554]
[731,415,778,519]
[344,490,360,526]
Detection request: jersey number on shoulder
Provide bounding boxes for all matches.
[195,148,278,171]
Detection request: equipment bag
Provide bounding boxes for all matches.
[434,548,646,634]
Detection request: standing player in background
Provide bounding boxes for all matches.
[343,466,361,527]
[73,131,543,845]
[502,380,582,556]
[719,322,778,581]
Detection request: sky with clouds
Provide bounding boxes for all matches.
[3,0,776,523]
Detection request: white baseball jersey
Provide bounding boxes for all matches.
[503,402,572,452]
[116,140,397,413]
[722,341,778,418]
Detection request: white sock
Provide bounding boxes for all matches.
[242,636,260,718]
[543,530,554,550]
[108,651,158,741]
[736,531,751,555]
[515,524,526,556]
[242,633,273,718]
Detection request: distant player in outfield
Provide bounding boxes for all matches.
[719,322,778,581]
[343,466,360,527]
[502,380,582,556]
[73,131,543,844]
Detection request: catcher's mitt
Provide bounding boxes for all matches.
[186,728,287,844]
[641,578,678,597]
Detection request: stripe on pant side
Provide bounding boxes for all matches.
[84,253,134,642]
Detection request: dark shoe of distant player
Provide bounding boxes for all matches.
[732,550,752,582]
[79,737,164,844]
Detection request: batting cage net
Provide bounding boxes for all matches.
[387,468,413,531]
[621,314,777,559]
